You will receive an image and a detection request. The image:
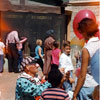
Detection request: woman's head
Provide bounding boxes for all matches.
[36,39,42,46]
[78,18,98,39]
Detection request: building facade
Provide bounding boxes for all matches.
[65,0,100,41]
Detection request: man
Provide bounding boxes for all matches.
[16,56,51,100]
[6,30,20,73]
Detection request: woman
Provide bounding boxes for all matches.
[73,18,100,100]
[35,39,44,71]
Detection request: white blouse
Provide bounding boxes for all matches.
[83,37,100,87]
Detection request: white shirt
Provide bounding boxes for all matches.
[59,53,74,73]
[83,37,100,87]
[0,41,5,55]
[6,31,19,47]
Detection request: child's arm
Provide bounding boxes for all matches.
[69,77,75,84]
[65,71,75,84]
[20,37,27,44]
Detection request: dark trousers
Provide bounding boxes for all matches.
[18,50,23,70]
[7,43,19,73]
[0,55,4,72]
[36,58,43,71]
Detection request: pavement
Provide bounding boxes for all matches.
[0,58,43,100]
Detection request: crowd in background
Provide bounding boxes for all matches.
[0,18,100,100]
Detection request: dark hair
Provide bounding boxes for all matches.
[45,29,55,40]
[78,18,98,37]
[53,41,59,48]
[48,69,63,88]
[51,64,59,71]
[63,41,70,48]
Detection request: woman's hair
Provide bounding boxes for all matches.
[78,18,98,37]
[53,41,59,48]
[36,39,42,45]
[48,69,63,88]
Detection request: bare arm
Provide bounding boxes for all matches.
[73,48,90,100]
[20,37,27,44]
[69,77,75,84]
[38,47,43,58]
[59,51,61,58]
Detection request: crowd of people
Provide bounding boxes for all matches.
[0,18,100,100]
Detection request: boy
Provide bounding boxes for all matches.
[41,68,70,100]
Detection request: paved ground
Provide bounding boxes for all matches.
[0,58,43,100]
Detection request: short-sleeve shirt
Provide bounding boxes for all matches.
[41,88,70,100]
[59,53,74,73]
[6,31,19,47]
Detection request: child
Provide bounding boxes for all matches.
[59,41,74,73]
[41,68,70,100]
[51,41,61,70]
[59,42,75,99]
[16,37,27,71]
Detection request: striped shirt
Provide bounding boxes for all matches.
[41,88,70,100]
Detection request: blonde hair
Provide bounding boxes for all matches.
[36,39,42,45]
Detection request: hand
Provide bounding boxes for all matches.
[72,97,77,100]
[65,71,70,79]
[59,68,65,73]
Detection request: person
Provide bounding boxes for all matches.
[15,56,51,100]
[16,37,27,71]
[43,29,55,79]
[72,18,99,100]
[51,41,61,70]
[35,39,44,71]
[92,85,100,100]
[41,68,70,100]
[59,42,75,99]
[59,41,74,73]
[6,30,20,73]
[0,38,5,73]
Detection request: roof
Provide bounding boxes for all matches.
[0,0,61,14]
